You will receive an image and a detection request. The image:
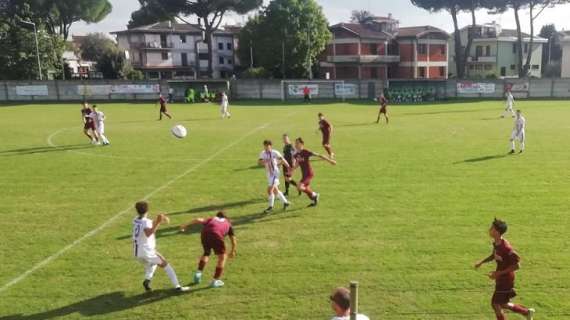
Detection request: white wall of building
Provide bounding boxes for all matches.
[562,38,570,78]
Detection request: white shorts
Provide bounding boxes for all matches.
[506,103,513,111]
[96,123,105,134]
[267,175,280,187]
[135,250,162,265]
[511,130,525,142]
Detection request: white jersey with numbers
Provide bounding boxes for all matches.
[259,149,283,186]
[133,217,156,258]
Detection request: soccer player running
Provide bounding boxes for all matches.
[282,134,298,196]
[376,93,389,124]
[502,90,516,118]
[132,201,189,292]
[180,211,237,288]
[318,113,335,158]
[81,102,98,144]
[258,140,291,213]
[509,110,526,154]
[90,105,110,146]
[475,218,535,320]
[220,91,231,119]
[293,137,336,207]
[157,94,172,120]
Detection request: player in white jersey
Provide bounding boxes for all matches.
[89,105,110,145]
[509,110,526,154]
[220,91,231,119]
[502,90,515,118]
[132,201,189,292]
[258,140,291,213]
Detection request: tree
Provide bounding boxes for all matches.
[539,24,562,76]
[79,32,116,61]
[350,10,375,24]
[237,0,331,79]
[410,0,483,79]
[129,0,262,78]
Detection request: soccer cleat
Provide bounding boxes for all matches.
[143,279,152,292]
[193,271,202,284]
[210,279,225,288]
[283,202,290,211]
[519,150,524,154]
[175,286,190,292]
[313,193,320,206]
[263,206,274,214]
[526,308,535,320]
[509,149,515,154]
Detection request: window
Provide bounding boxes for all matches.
[219,56,224,65]
[532,64,539,70]
[512,43,517,54]
[439,66,446,76]
[524,43,529,53]
[485,45,491,56]
[161,52,169,60]
[227,59,233,65]
[484,64,492,70]
[180,35,186,43]
[226,43,232,50]
[510,64,516,70]
[181,53,188,66]
[501,67,506,77]
[440,46,446,55]
[418,44,427,55]
[370,44,378,55]
[370,68,378,79]
[418,67,426,78]
[198,53,208,60]
[218,42,224,50]
[476,46,483,57]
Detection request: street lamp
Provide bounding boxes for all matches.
[18,19,42,80]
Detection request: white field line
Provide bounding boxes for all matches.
[0,114,289,294]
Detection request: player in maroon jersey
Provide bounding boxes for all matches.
[180,211,237,288]
[81,102,98,144]
[293,137,336,207]
[376,94,389,124]
[475,219,535,320]
[157,94,172,120]
[318,113,335,158]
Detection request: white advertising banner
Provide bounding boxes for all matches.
[16,85,49,96]
[111,84,160,94]
[334,83,357,96]
[457,81,496,94]
[77,85,112,96]
[288,84,319,96]
[505,82,529,92]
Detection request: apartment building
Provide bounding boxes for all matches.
[319,15,449,80]
[449,23,546,78]
[112,22,240,80]
[562,31,570,78]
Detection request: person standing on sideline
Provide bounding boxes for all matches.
[90,105,110,146]
[258,140,291,213]
[132,201,189,292]
[157,94,172,120]
[475,218,535,320]
[329,287,370,320]
[376,93,389,124]
[180,211,237,288]
[303,86,311,103]
[509,110,526,154]
[502,90,515,118]
[220,91,231,119]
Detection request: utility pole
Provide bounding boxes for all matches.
[19,19,42,80]
[249,39,254,69]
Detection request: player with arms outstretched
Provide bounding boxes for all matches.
[293,137,336,207]
[132,201,189,292]
[502,90,515,118]
[157,94,172,120]
[180,211,237,288]
[475,218,535,320]
[282,134,298,196]
[509,110,526,154]
[258,140,291,213]
[376,94,389,124]
[318,113,335,158]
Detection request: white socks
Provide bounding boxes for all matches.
[511,140,516,150]
[144,264,157,280]
[268,193,275,207]
[164,264,181,288]
[276,191,288,204]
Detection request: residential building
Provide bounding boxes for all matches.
[62,35,99,79]
[112,22,240,80]
[561,31,570,78]
[319,14,449,80]
[449,22,547,78]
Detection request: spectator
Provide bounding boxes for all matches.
[329,287,369,320]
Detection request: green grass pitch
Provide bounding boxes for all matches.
[0,99,569,319]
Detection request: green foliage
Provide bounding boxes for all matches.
[124,65,145,81]
[79,33,117,61]
[240,67,270,79]
[350,10,375,24]
[238,0,331,79]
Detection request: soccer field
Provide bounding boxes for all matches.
[1,100,569,320]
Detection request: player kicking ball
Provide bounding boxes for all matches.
[376,94,389,124]
[180,211,237,288]
[220,91,231,119]
[318,113,335,158]
[293,137,336,207]
[475,218,535,320]
[502,90,515,118]
[132,201,189,292]
[258,140,291,213]
[509,110,526,154]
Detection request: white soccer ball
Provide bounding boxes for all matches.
[171,125,188,139]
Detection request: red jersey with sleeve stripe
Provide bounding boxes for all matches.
[319,119,331,134]
[493,239,520,282]
[159,96,166,106]
[294,149,315,178]
[202,217,234,239]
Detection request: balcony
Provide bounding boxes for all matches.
[326,55,400,64]
[134,42,175,50]
[467,56,497,63]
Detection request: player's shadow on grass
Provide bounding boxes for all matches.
[336,122,377,128]
[455,154,508,164]
[233,165,263,172]
[168,199,266,216]
[0,145,93,156]
[0,288,209,320]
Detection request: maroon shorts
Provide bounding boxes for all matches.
[492,279,516,304]
[84,122,95,130]
[160,105,167,113]
[201,233,226,256]
[283,165,292,178]
[300,174,314,186]
[380,107,387,114]
[322,133,331,145]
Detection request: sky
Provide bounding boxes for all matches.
[71,0,570,37]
